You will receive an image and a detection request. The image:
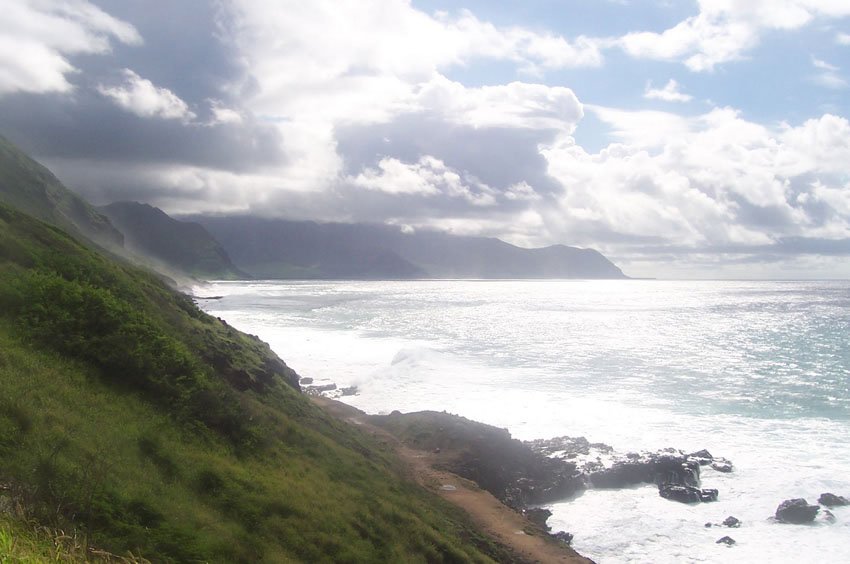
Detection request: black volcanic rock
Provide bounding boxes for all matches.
[528,438,727,505]
[818,493,849,507]
[722,516,742,528]
[660,484,702,503]
[189,215,627,280]
[366,411,586,508]
[716,536,736,546]
[775,499,819,524]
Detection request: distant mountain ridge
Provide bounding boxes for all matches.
[0,135,123,248]
[189,215,627,279]
[101,201,246,280]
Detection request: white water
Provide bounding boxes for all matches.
[196,280,850,563]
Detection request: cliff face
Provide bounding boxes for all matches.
[101,201,247,280]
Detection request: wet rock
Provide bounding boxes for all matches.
[818,493,849,507]
[716,536,736,546]
[710,458,734,473]
[775,499,819,524]
[589,461,652,488]
[700,489,719,502]
[527,436,611,457]
[722,516,742,528]
[304,383,337,395]
[660,484,702,503]
[299,377,313,385]
[339,385,358,397]
[659,484,718,504]
[524,508,552,530]
[821,509,836,524]
[552,531,574,546]
[705,522,713,528]
[689,449,714,465]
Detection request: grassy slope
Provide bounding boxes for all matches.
[0,203,511,563]
[0,136,122,249]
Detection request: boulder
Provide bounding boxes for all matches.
[659,484,702,503]
[716,536,736,546]
[659,484,718,504]
[818,493,849,507]
[722,516,742,528]
[775,499,819,524]
[339,385,358,397]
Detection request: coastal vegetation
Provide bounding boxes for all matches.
[0,142,516,561]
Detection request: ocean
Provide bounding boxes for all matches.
[196,279,850,563]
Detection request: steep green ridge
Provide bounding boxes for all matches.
[192,215,627,279]
[0,202,513,562]
[0,136,123,249]
[101,201,246,280]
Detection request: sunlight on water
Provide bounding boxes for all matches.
[198,280,850,563]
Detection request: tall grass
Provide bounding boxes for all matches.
[0,202,513,562]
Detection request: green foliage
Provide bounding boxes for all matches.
[0,135,122,248]
[0,201,513,562]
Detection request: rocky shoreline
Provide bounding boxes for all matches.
[307,379,849,552]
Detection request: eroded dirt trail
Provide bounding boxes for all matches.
[312,397,592,564]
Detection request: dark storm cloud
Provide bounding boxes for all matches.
[0,0,284,203]
[0,90,281,171]
[74,0,243,106]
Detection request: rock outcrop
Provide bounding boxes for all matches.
[818,493,849,507]
[775,499,819,524]
[528,437,728,504]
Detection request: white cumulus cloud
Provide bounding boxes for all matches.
[619,0,850,71]
[644,79,693,102]
[0,0,141,95]
[98,69,196,121]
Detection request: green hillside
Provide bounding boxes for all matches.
[0,136,123,249]
[0,201,512,562]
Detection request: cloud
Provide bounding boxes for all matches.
[644,79,693,102]
[538,109,850,259]
[417,77,583,131]
[810,57,847,89]
[208,100,243,125]
[3,0,850,279]
[97,69,196,120]
[838,32,850,45]
[0,0,141,95]
[619,0,850,71]
[348,155,497,206]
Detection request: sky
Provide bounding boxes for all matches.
[1,1,850,278]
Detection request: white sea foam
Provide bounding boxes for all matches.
[199,279,850,563]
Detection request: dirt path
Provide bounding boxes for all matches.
[312,397,593,564]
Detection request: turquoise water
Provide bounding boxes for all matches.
[199,280,850,563]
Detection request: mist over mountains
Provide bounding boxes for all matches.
[101,201,246,279]
[188,215,627,280]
